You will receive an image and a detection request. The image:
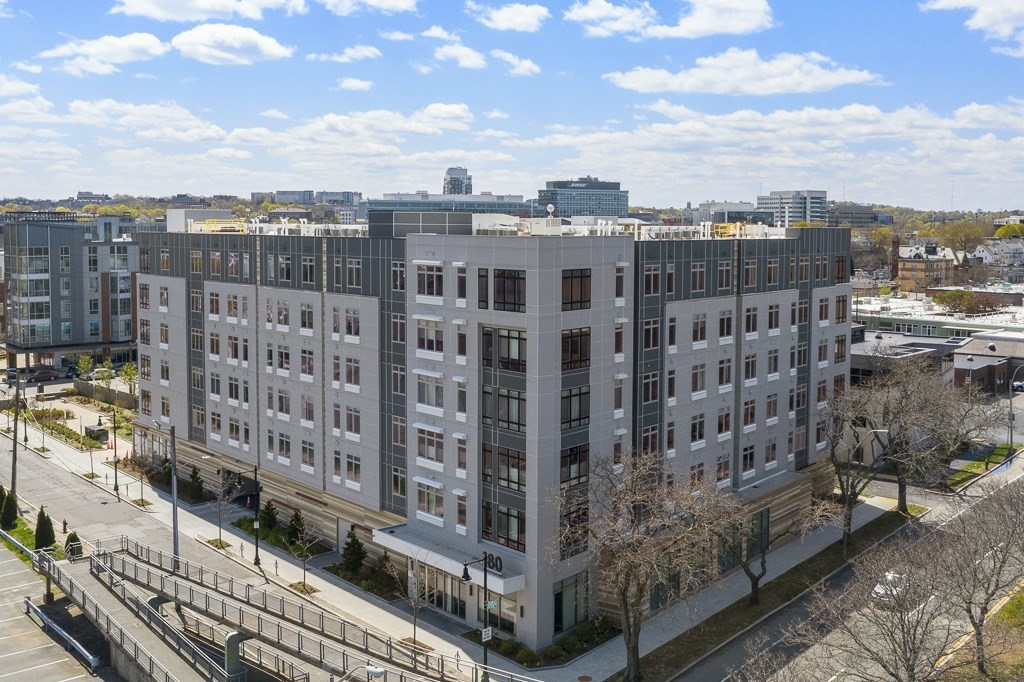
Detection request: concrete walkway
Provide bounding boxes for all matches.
[4,399,897,682]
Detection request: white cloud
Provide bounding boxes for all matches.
[380,30,414,40]
[0,74,40,97]
[315,0,419,15]
[201,146,253,160]
[12,62,42,74]
[490,49,540,76]
[422,25,460,41]
[0,0,10,18]
[38,33,170,76]
[307,45,382,62]
[111,0,307,21]
[466,1,551,32]
[410,61,435,74]
[434,44,487,69]
[604,48,881,95]
[65,98,227,142]
[260,108,289,119]
[338,77,373,90]
[135,72,158,79]
[920,0,1024,56]
[564,0,773,39]
[485,108,509,119]
[171,24,294,65]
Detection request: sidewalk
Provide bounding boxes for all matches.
[2,405,920,681]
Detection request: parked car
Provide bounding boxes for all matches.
[871,572,907,607]
[5,368,20,385]
[1013,381,1024,392]
[83,367,116,382]
[25,369,60,383]
[65,365,81,378]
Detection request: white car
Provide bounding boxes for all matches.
[871,572,907,607]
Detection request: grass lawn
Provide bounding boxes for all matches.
[614,506,922,682]
[946,446,1010,490]
[0,516,63,564]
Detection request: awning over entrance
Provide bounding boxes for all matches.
[373,524,526,596]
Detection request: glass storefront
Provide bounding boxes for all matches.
[415,561,466,619]
[477,588,517,635]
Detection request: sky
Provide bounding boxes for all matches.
[1,0,1023,211]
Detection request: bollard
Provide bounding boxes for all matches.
[62,519,68,533]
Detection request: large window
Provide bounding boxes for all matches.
[417,375,444,408]
[644,265,660,295]
[561,328,591,370]
[691,263,706,292]
[560,444,589,488]
[482,501,525,552]
[482,327,526,372]
[493,269,526,313]
[417,264,443,296]
[560,386,590,430]
[417,483,443,518]
[417,320,444,353]
[417,429,444,462]
[482,387,527,432]
[561,269,591,311]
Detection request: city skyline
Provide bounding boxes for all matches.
[1,0,1023,210]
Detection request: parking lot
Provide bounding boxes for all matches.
[0,545,95,681]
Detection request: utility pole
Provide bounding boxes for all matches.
[10,365,19,500]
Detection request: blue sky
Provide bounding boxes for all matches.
[1,0,1023,210]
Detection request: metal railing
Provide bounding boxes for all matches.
[179,612,309,682]
[24,596,101,671]
[33,551,180,682]
[88,556,244,682]
[99,535,542,682]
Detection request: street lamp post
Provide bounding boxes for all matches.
[112,411,119,500]
[462,554,495,682]
[251,464,261,568]
[153,421,179,570]
[10,373,20,500]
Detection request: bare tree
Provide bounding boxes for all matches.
[556,447,746,682]
[212,472,241,549]
[383,551,435,650]
[726,631,803,682]
[935,479,1024,676]
[290,515,322,594]
[787,537,964,682]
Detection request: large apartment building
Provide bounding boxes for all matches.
[2,212,144,368]
[132,214,850,650]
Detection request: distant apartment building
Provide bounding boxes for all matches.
[251,192,275,205]
[697,201,757,224]
[76,191,112,203]
[275,190,316,205]
[538,177,628,218]
[442,167,473,195]
[756,190,828,226]
[2,212,147,368]
[315,191,362,206]
[896,243,965,291]
[827,204,893,228]
[132,214,849,650]
[367,192,533,216]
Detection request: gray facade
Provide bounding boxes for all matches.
[133,217,850,651]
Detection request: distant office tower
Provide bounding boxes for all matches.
[538,176,629,218]
[443,167,473,195]
[756,190,827,226]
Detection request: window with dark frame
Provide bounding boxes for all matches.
[561,268,591,311]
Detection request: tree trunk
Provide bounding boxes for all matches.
[896,474,909,515]
[842,500,855,560]
[974,623,987,675]
[748,577,760,607]
[619,588,644,682]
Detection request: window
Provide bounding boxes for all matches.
[743,260,756,287]
[561,328,591,370]
[191,328,203,352]
[819,297,829,322]
[159,324,169,344]
[835,335,848,363]
[346,407,361,435]
[641,424,659,453]
[666,263,675,296]
[392,467,406,499]
[835,295,848,324]
[190,250,202,274]
[742,445,755,472]
[160,249,170,271]
[346,454,361,482]
[417,265,443,296]
[614,378,623,410]
[345,358,360,386]
[718,358,732,387]
[456,267,467,299]
[417,484,444,518]
[745,307,758,334]
[392,416,406,446]
[797,342,808,367]
[797,300,809,325]
[691,363,706,393]
[140,320,151,345]
[717,407,731,435]
[615,266,625,298]
[668,318,677,346]
[767,258,779,286]
[277,391,290,415]
[478,268,489,309]
[140,356,151,381]
[277,302,290,326]
[642,372,659,403]
[209,333,221,356]
[768,348,779,374]
[481,327,526,372]
[139,284,150,309]
[161,361,170,382]
[717,261,732,290]
[765,438,777,464]
[228,377,239,401]
[161,396,170,418]
[666,421,675,450]
[691,263,705,293]
[277,255,291,281]
[497,446,526,491]
[643,319,660,350]
[302,441,315,468]
[614,323,624,354]
[417,320,443,353]
[300,349,314,376]
[494,269,526,312]
[417,375,444,408]
[346,258,362,288]
[227,294,238,317]
[417,429,443,462]
[744,354,757,380]
[392,261,406,291]
[743,400,756,426]
[457,437,467,469]
[300,303,314,330]
[209,372,220,396]
[719,311,733,339]
[690,462,704,485]
[210,252,222,276]
[392,366,406,396]
[692,313,706,342]
[799,257,809,281]
[817,380,828,404]
[560,386,590,430]
[560,444,589,488]
[766,393,778,420]
[482,501,525,552]
[644,265,660,295]
[768,304,780,330]
[391,313,406,343]
[457,331,467,357]
[482,387,527,432]
[667,370,676,399]
[835,256,848,284]
[717,453,730,482]
[345,309,359,337]
[562,269,591,311]
[140,390,152,415]
[277,345,290,371]
[818,339,829,363]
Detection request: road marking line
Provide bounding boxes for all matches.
[2,582,44,591]
[55,676,88,682]
[0,615,29,624]
[0,558,21,565]
[0,643,57,658]
[0,570,32,579]
[0,659,65,678]
[0,631,34,641]
[0,599,27,607]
